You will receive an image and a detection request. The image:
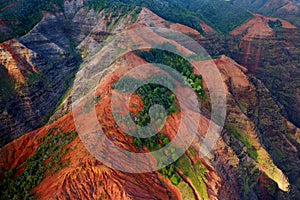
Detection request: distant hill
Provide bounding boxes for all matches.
[232,0,300,28]
[0,0,253,42]
[118,0,253,34]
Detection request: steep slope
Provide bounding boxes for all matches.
[0,0,144,145]
[0,0,300,200]
[0,0,217,145]
[230,14,296,40]
[0,11,80,146]
[118,0,253,34]
[232,0,300,28]
[0,0,66,42]
[226,13,300,128]
[1,53,300,199]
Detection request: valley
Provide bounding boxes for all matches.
[0,0,299,199]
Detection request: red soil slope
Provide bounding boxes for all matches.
[0,52,244,199]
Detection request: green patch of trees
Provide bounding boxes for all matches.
[134,83,178,125]
[268,20,283,29]
[132,132,182,186]
[136,48,205,97]
[112,48,207,187]
[0,129,77,200]
[113,75,179,127]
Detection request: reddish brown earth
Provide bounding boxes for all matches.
[0,52,180,199]
[199,22,215,34]
[230,14,296,40]
[2,51,295,198]
[0,39,37,83]
[1,5,298,199]
[137,8,205,37]
[229,13,299,73]
[170,23,201,35]
[0,2,19,13]
[0,51,252,199]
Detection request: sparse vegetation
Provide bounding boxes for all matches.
[114,77,181,185]
[118,0,253,34]
[112,48,207,188]
[0,0,64,41]
[0,65,14,102]
[226,124,258,160]
[175,155,208,199]
[0,129,77,200]
[85,0,139,32]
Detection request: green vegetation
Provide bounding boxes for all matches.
[85,0,141,29]
[265,177,277,196]
[133,132,182,186]
[55,73,76,111]
[0,65,14,102]
[94,96,101,104]
[174,0,253,33]
[268,20,283,29]
[135,48,205,97]
[118,0,206,34]
[0,0,139,54]
[134,83,178,124]
[112,48,207,189]
[225,124,258,160]
[132,127,182,185]
[118,0,253,34]
[130,7,142,23]
[113,75,178,127]
[114,77,181,185]
[0,0,64,41]
[84,0,116,12]
[176,181,195,200]
[0,0,253,42]
[175,155,208,199]
[0,129,77,200]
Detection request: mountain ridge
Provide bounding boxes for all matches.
[0,0,300,199]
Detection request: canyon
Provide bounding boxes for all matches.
[0,0,300,199]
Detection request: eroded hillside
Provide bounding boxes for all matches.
[1,50,300,199]
[0,0,300,200]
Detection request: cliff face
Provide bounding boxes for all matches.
[0,11,80,146]
[226,14,300,129]
[1,0,300,199]
[232,0,300,28]
[0,0,141,145]
[1,53,300,199]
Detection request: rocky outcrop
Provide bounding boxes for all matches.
[1,1,300,199]
[232,0,300,28]
[0,11,80,146]
[1,51,300,199]
[225,13,300,129]
[214,56,300,198]
[0,1,143,145]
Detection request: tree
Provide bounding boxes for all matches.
[170,174,180,186]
